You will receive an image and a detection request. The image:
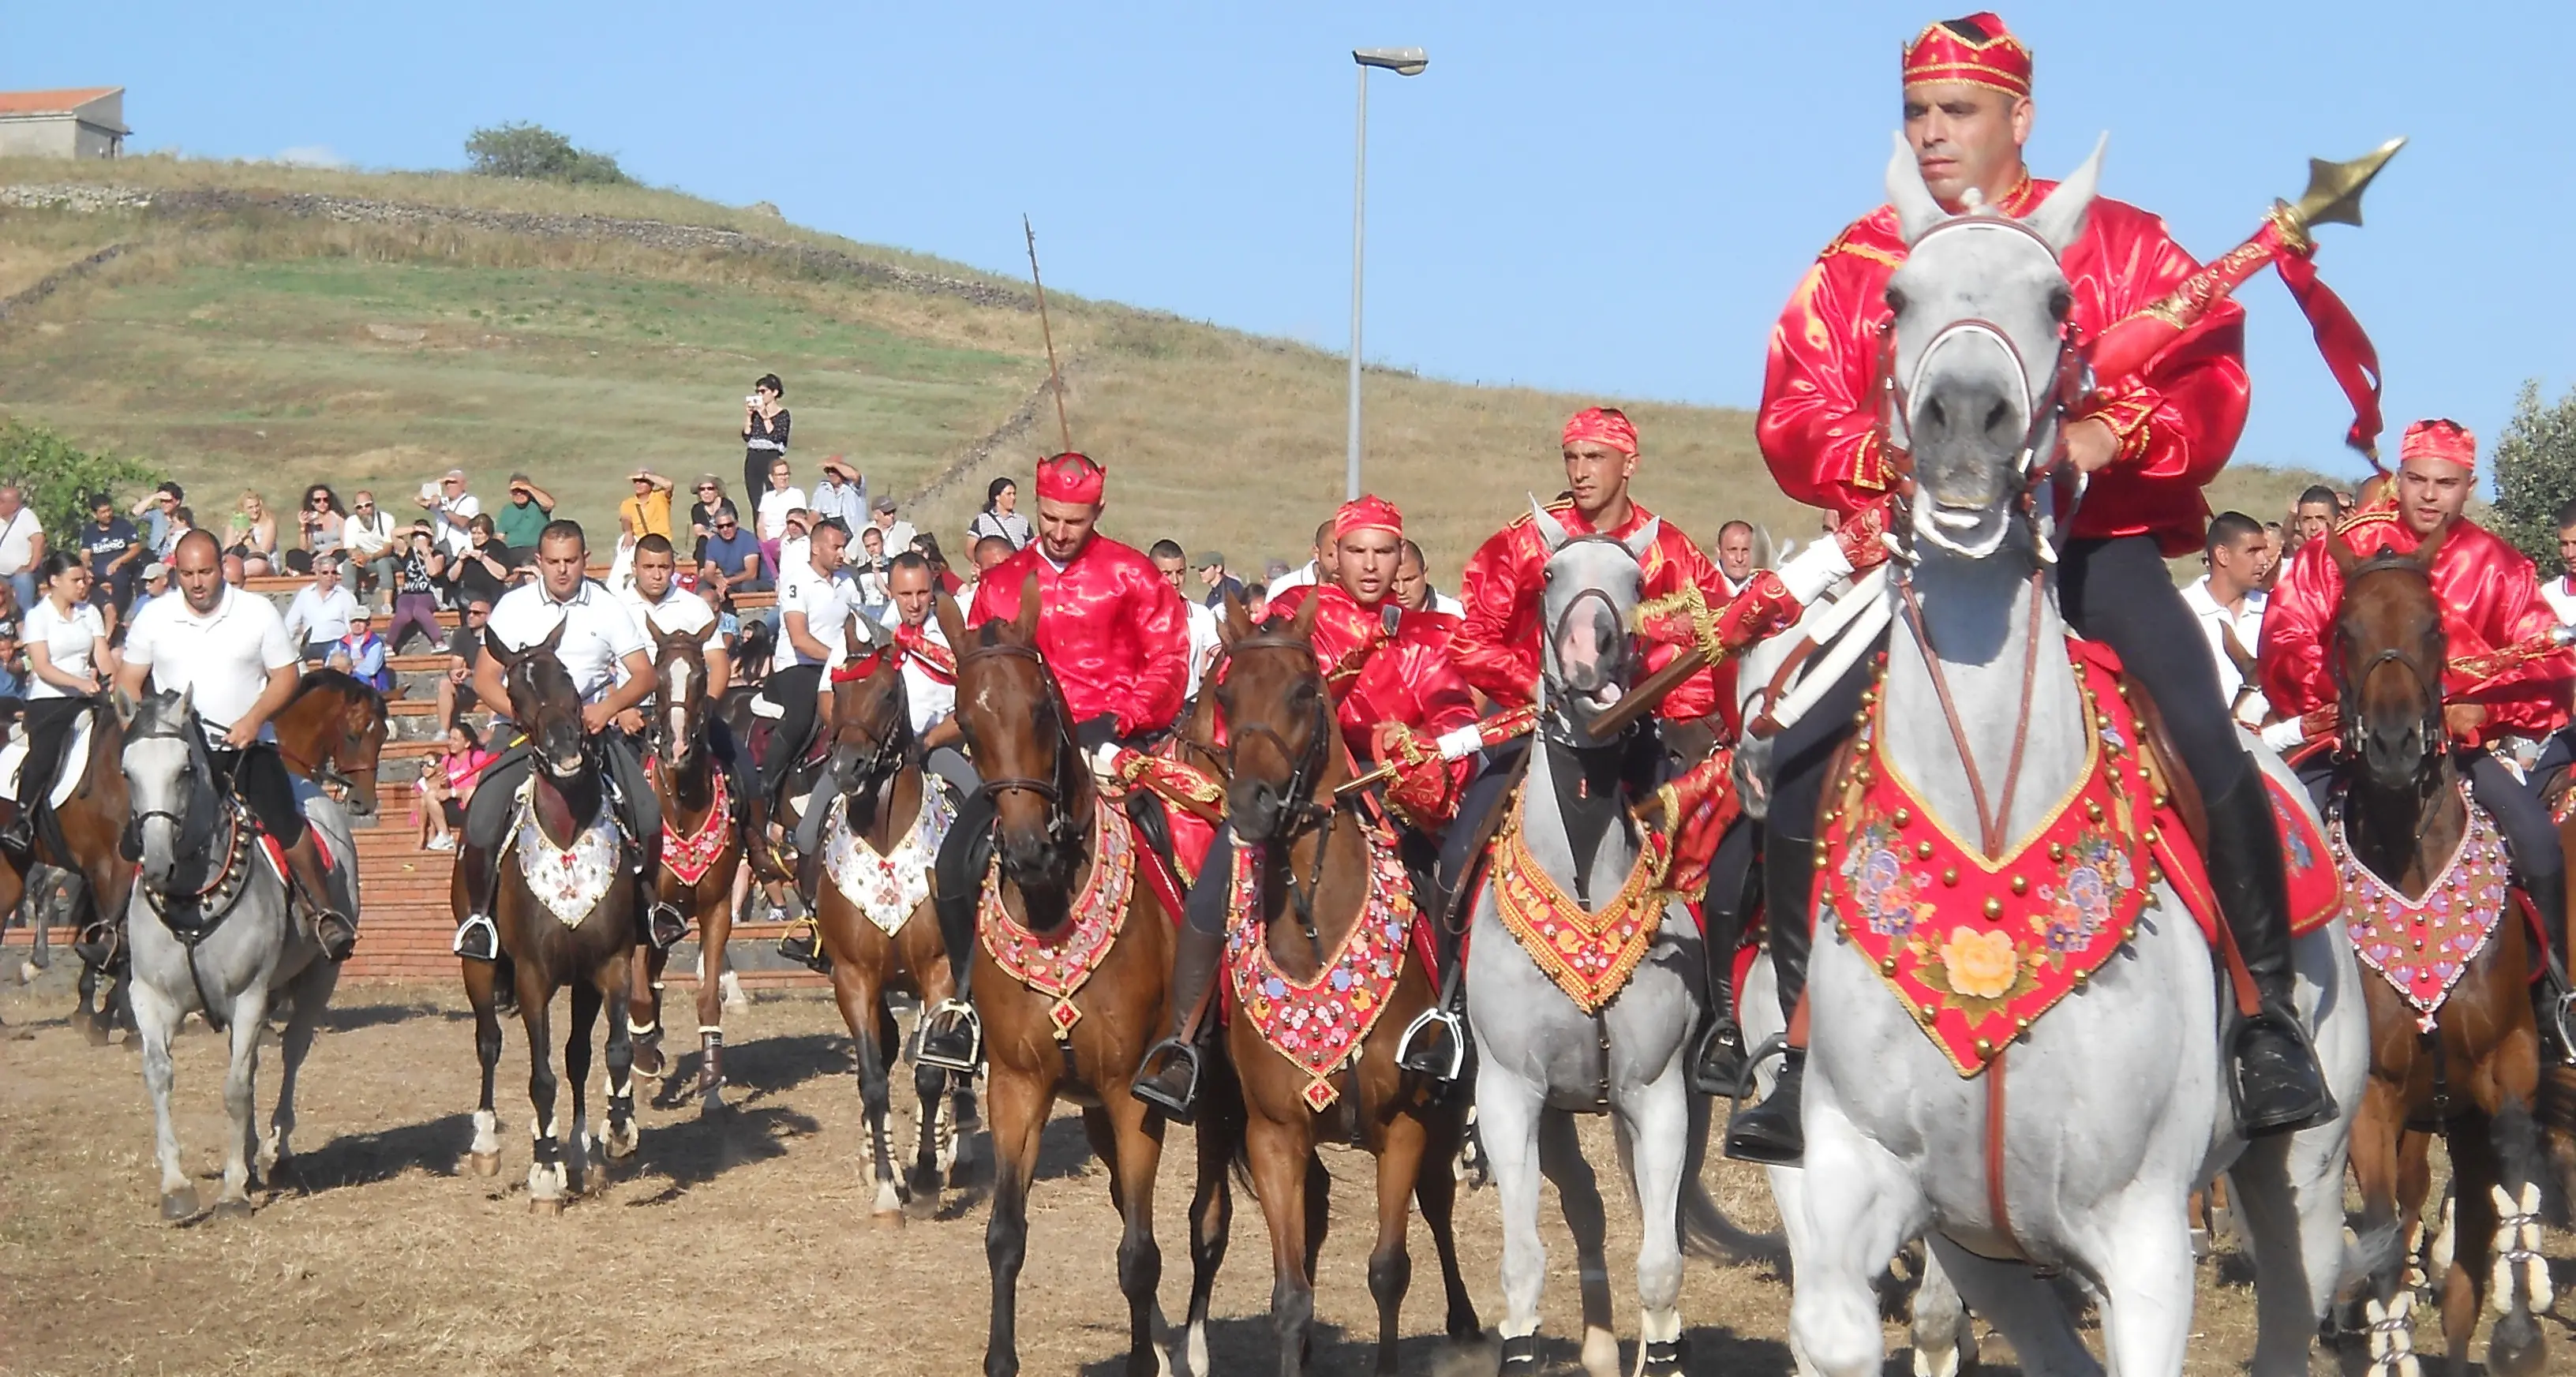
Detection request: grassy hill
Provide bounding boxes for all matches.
[0,155,2324,581]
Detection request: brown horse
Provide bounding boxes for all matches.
[35,669,382,1042]
[455,624,641,1213]
[2330,529,2555,1377]
[1203,595,1479,1375]
[933,584,1208,1377]
[625,631,740,1106]
[804,619,976,1220]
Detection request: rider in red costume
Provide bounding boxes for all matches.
[915,452,1192,1070]
[1131,495,1483,1119]
[2260,419,2576,1060]
[1732,11,2329,1164]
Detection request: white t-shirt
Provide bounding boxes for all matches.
[0,506,43,576]
[777,535,813,593]
[343,509,397,559]
[283,583,361,645]
[777,569,856,670]
[485,579,647,704]
[434,492,481,556]
[1183,599,1221,697]
[864,518,919,559]
[882,613,955,737]
[23,597,104,700]
[757,487,807,541]
[618,583,724,657]
[2182,575,2270,727]
[122,585,298,732]
[2544,573,2576,628]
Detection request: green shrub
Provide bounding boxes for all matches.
[2488,380,2576,571]
[0,421,164,541]
[464,122,635,186]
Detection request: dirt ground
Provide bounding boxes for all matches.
[2,973,2570,1377]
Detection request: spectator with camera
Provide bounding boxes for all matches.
[293,485,346,573]
[415,469,480,558]
[741,373,790,501]
[384,522,449,653]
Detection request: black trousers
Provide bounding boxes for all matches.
[757,664,825,799]
[1769,537,2263,1018]
[462,729,661,859]
[212,743,309,848]
[17,697,87,810]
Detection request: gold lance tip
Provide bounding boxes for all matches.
[2283,137,2407,236]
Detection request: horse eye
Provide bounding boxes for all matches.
[2047,286,2072,322]
[1885,286,1908,315]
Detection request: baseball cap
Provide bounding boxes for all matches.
[350,604,373,621]
[871,496,898,515]
[1194,551,1224,569]
[141,562,167,580]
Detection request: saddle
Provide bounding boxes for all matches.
[0,709,95,810]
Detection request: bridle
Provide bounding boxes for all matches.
[507,655,594,775]
[956,638,1086,852]
[1870,215,2089,562]
[1538,534,1646,748]
[275,684,384,806]
[825,646,917,812]
[2331,555,2452,812]
[1210,627,1343,949]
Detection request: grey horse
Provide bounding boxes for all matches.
[1763,138,2367,1377]
[122,687,350,1219]
[1465,507,1714,1376]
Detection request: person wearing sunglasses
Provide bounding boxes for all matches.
[341,490,399,612]
[686,475,739,566]
[699,509,767,600]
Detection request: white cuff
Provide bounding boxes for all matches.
[1436,724,1486,761]
[1088,743,1125,778]
[1777,535,1855,605]
[2258,718,2307,751]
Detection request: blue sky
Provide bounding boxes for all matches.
[9,1,2570,485]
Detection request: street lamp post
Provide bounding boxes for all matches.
[1346,47,1427,501]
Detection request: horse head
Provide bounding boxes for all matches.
[1211,591,1334,845]
[651,630,709,769]
[2329,524,2453,794]
[1530,498,1658,745]
[938,576,1085,911]
[1882,133,2102,559]
[485,618,586,781]
[121,684,216,892]
[276,670,387,820]
[826,616,909,797]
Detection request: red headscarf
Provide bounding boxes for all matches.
[1561,407,1639,457]
[2398,419,2476,472]
[1901,12,2031,98]
[1035,451,1106,505]
[1333,495,1404,542]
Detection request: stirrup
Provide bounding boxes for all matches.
[777,918,830,973]
[2545,989,2576,1068]
[1394,1005,1466,1081]
[913,999,983,1073]
[2230,1004,2335,1136]
[1130,1039,1205,1123]
[313,911,358,963]
[646,901,689,951]
[452,911,500,962]
[1690,1018,1750,1098]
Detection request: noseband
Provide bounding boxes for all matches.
[957,638,1084,850]
[2331,557,2448,789]
[1213,631,1338,836]
[1540,535,1646,746]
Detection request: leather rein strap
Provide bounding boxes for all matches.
[1893,567,2047,859]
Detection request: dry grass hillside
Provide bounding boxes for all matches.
[0,154,2319,579]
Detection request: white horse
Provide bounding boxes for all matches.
[1763,140,2367,1377]
[1465,511,1715,1376]
[122,687,350,1218]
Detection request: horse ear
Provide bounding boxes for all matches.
[483,627,520,669]
[2025,133,2107,255]
[1623,516,1662,563]
[2327,530,2361,578]
[1886,131,1948,245]
[110,685,138,728]
[1219,590,1256,646]
[2413,519,2452,570]
[932,589,966,652]
[1013,571,1042,642]
[540,616,569,655]
[174,681,193,720]
[1290,587,1324,641]
[1528,496,1570,554]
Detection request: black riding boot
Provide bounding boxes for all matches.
[1724,828,1816,1165]
[2203,768,2334,1136]
[1692,821,1758,1095]
[2522,862,2576,1065]
[1131,922,1229,1122]
[916,794,995,1072]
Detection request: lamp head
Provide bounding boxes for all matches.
[1354,47,1428,76]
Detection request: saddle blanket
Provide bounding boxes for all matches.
[1222,812,1421,1111]
[823,784,953,937]
[2332,783,2512,1031]
[511,779,623,929]
[979,801,1138,1042]
[0,712,92,810]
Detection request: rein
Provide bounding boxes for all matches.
[1214,631,1346,952]
[957,638,1089,853]
[2330,557,2458,867]
[1894,567,2049,859]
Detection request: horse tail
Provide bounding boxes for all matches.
[2337,1217,2405,1301]
[1674,1088,1789,1269]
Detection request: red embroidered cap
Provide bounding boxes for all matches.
[1035,451,1106,505]
[1561,406,1639,458]
[1333,494,1404,542]
[1901,12,2032,99]
[2397,418,2476,472]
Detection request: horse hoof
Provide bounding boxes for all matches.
[605,1130,639,1161]
[212,1196,254,1220]
[631,1044,665,1079]
[160,1187,200,1221]
[698,1086,726,1118]
[468,1151,500,1177]
[528,1195,565,1217]
[17,959,35,984]
[80,1016,109,1048]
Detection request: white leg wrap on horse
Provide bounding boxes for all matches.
[2488,1182,2551,1315]
[470,1108,499,1155]
[2362,1293,2418,1377]
[627,1016,657,1036]
[2428,1192,2454,1283]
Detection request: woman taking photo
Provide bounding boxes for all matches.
[384,524,448,653]
[740,373,790,503]
[2,552,110,862]
[967,477,1032,550]
[226,491,281,581]
[449,514,515,609]
[296,485,346,572]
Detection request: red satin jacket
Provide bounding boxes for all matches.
[1451,496,1730,723]
[1268,583,1480,824]
[967,534,1190,737]
[1758,178,2251,556]
[2258,511,2572,742]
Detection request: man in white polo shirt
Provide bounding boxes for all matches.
[755,518,854,803]
[283,555,361,661]
[617,532,766,866]
[452,520,670,960]
[2181,511,2274,732]
[118,529,355,960]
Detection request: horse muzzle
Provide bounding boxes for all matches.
[1227,778,1290,846]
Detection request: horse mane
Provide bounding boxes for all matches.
[295,667,388,728]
